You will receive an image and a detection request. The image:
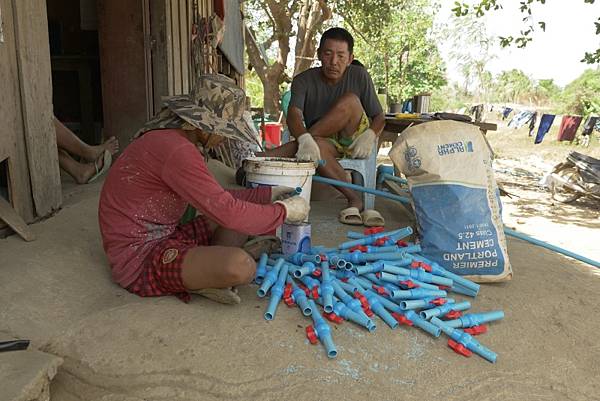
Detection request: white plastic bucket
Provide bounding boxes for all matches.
[243,157,315,205]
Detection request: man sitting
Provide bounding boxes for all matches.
[261,27,385,226]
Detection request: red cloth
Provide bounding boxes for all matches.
[557,115,583,142]
[126,216,213,302]
[99,129,286,288]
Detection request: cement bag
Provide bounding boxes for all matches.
[389,120,512,282]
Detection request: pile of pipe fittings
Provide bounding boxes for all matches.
[255,226,504,363]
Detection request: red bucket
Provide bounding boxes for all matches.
[263,122,282,148]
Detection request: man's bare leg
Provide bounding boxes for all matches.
[54,117,119,161]
[309,92,364,139]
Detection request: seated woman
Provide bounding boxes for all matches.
[98,74,308,304]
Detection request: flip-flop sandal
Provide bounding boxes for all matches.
[361,209,386,227]
[243,235,282,259]
[339,206,363,226]
[190,287,241,304]
[87,150,112,184]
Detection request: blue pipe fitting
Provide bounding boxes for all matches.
[420,301,471,320]
[352,261,385,276]
[288,252,321,265]
[381,258,413,267]
[289,278,312,316]
[254,253,269,284]
[257,258,284,297]
[320,262,334,313]
[332,281,365,317]
[346,277,366,292]
[391,288,447,300]
[444,311,505,328]
[400,297,455,311]
[333,301,376,332]
[380,272,442,291]
[346,230,366,239]
[338,227,413,250]
[364,290,399,329]
[403,310,442,337]
[264,264,289,320]
[431,317,497,363]
[292,261,317,278]
[410,254,480,295]
[307,300,337,358]
[299,275,320,298]
[367,290,403,314]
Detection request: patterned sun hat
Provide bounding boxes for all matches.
[135,74,259,146]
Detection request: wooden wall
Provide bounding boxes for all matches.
[0,0,61,223]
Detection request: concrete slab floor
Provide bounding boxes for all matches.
[1,178,599,401]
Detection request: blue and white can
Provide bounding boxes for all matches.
[280,223,311,256]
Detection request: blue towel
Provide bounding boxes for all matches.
[534,114,556,144]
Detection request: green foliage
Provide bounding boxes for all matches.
[452,0,600,64]
[554,69,600,115]
[492,69,534,103]
[430,84,470,112]
[334,0,447,104]
[245,70,264,109]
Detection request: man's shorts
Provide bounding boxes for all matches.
[327,111,370,157]
[126,216,213,302]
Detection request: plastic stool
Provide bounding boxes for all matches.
[338,144,377,210]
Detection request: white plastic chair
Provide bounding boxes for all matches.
[338,144,377,210]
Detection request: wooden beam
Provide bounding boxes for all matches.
[0,197,35,241]
[12,0,62,218]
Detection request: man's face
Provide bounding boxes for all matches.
[318,39,353,83]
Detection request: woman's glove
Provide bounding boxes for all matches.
[275,196,310,223]
[348,128,376,159]
[295,133,321,166]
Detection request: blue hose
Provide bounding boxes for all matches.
[504,228,600,268]
[312,175,411,204]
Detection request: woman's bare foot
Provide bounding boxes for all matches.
[84,137,119,161]
[74,154,105,184]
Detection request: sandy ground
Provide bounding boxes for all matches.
[1,169,600,400]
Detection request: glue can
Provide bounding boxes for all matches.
[280,223,311,256]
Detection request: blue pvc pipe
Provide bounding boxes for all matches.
[307,300,337,358]
[333,301,376,332]
[450,283,479,297]
[403,310,441,337]
[254,253,269,284]
[431,317,497,363]
[400,298,455,311]
[292,261,317,278]
[364,290,399,329]
[381,173,408,185]
[420,301,471,321]
[288,252,321,266]
[391,288,447,300]
[312,175,411,204]
[257,258,284,297]
[444,311,505,328]
[379,271,441,291]
[320,262,334,313]
[353,261,385,276]
[504,227,600,268]
[264,264,289,320]
[409,254,480,295]
[288,277,312,316]
[338,227,413,250]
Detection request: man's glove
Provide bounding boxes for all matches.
[271,185,297,202]
[348,128,377,159]
[295,133,321,166]
[275,196,310,223]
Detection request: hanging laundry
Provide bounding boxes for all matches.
[528,111,538,137]
[508,110,534,129]
[557,115,583,142]
[502,107,513,120]
[534,114,556,144]
[581,116,598,147]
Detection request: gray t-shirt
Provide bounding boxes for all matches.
[289,65,383,129]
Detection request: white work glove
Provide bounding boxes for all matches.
[275,196,310,224]
[295,133,321,166]
[348,128,377,159]
[270,185,297,202]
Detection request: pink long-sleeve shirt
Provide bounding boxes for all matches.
[98,130,286,287]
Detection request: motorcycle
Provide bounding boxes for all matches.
[548,152,600,203]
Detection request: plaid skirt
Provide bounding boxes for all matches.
[126,216,212,302]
